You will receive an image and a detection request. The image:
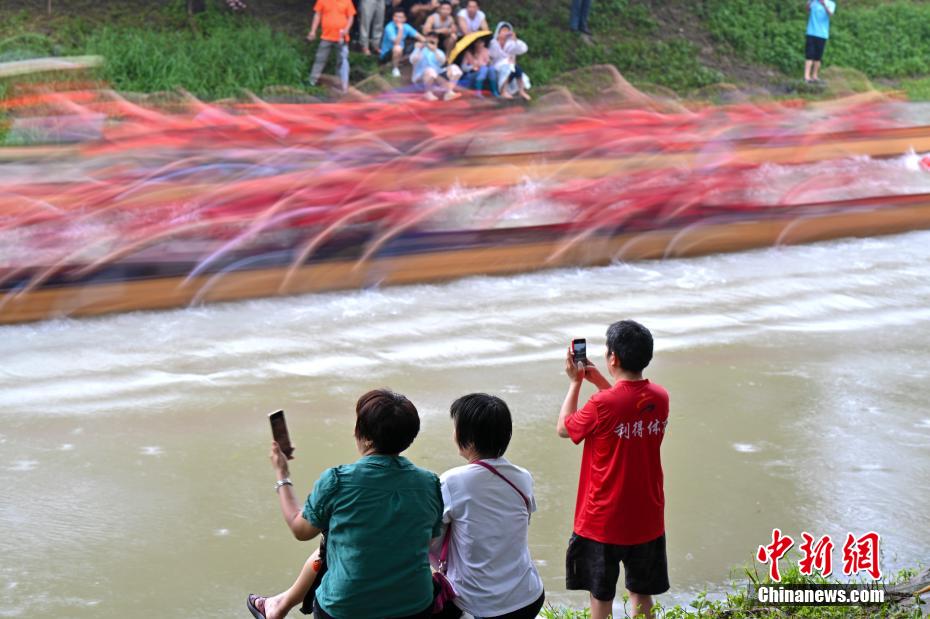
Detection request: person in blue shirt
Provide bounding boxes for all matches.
[805,0,836,83]
[380,11,424,78]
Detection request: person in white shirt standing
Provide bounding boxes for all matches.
[431,393,545,619]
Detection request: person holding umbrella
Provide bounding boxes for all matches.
[448,30,498,97]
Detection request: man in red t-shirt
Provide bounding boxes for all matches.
[557,320,670,619]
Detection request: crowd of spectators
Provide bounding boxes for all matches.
[308,0,530,101]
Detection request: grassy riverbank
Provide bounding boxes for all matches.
[3,0,930,101]
[539,563,926,618]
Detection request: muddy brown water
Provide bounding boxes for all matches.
[2,232,930,617]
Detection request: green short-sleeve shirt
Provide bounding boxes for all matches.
[302,455,443,619]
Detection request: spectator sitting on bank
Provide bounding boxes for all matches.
[489,22,531,100]
[381,10,425,78]
[307,0,356,92]
[423,1,459,55]
[457,0,489,35]
[402,0,439,28]
[429,394,546,619]
[459,40,498,97]
[805,0,836,84]
[246,389,443,619]
[410,32,463,101]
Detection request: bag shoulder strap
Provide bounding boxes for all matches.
[438,520,452,570]
[473,460,530,511]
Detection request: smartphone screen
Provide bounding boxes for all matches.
[269,410,294,458]
[572,338,587,363]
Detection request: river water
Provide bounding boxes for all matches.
[2,230,930,617]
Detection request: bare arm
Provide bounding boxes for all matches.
[821,0,834,16]
[342,14,354,39]
[271,442,322,541]
[558,381,582,438]
[557,347,584,438]
[308,12,321,40]
[277,480,322,540]
[584,362,612,391]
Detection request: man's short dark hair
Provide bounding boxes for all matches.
[606,320,653,373]
[354,389,420,455]
[450,393,512,459]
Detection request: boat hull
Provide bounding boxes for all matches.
[3,197,930,324]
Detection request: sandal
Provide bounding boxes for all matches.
[247,594,267,619]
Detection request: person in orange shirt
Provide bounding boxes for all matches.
[307,0,356,92]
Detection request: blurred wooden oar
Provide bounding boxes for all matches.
[0,55,103,79]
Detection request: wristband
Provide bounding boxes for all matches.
[274,477,293,492]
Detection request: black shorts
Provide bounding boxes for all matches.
[805,35,827,61]
[565,532,670,600]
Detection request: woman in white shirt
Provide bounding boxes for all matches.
[488,21,531,100]
[431,394,545,619]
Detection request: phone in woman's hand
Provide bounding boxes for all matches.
[269,410,295,459]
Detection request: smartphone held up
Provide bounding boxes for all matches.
[571,338,587,364]
[269,409,295,459]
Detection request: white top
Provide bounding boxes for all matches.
[433,458,544,617]
[457,8,487,33]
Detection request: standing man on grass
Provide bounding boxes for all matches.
[569,0,592,35]
[805,0,836,83]
[557,320,670,619]
[308,0,356,92]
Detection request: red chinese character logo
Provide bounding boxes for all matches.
[798,532,834,577]
[842,532,881,580]
[756,528,795,582]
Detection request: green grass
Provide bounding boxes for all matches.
[0,0,722,100]
[512,0,721,92]
[1,3,326,100]
[901,76,930,101]
[2,0,930,100]
[704,0,930,79]
[83,10,315,99]
[540,562,925,618]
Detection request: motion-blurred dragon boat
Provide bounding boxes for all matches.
[3,63,930,324]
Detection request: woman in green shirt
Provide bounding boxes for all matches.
[248,389,443,619]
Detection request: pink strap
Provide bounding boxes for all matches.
[473,460,530,511]
[439,521,452,570]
